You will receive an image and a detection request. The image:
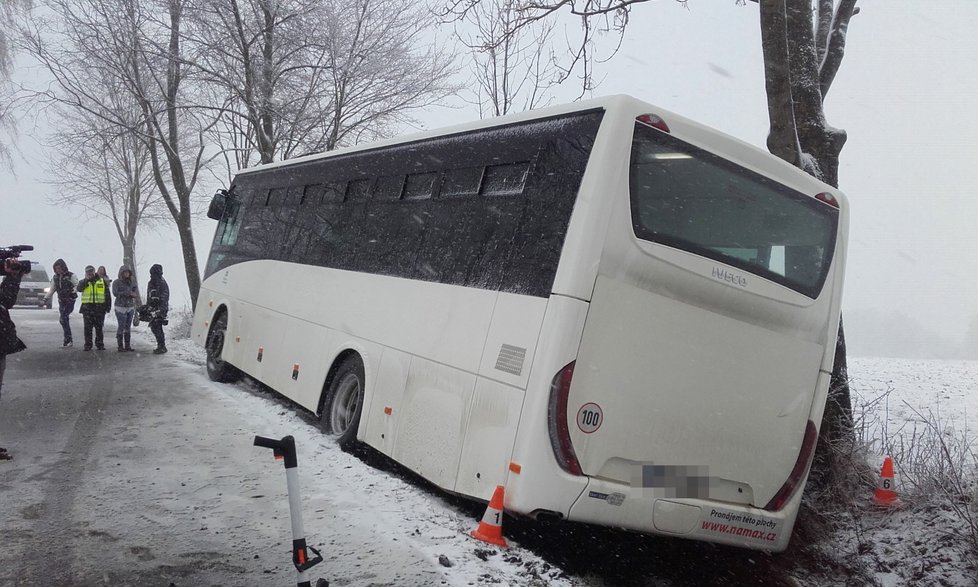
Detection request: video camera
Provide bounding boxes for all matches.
[0,245,34,276]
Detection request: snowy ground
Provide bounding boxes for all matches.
[806,357,978,587]
[155,339,588,587]
[2,311,976,585]
[157,342,978,586]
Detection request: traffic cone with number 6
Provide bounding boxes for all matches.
[471,485,509,547]
[872,455,902,507]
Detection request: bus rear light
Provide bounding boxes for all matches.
[636,113,671,133]
[814,192,840,208]
[548,361,583,476]
[764,419,818,511]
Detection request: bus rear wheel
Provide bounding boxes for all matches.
[205,311,241,383]
[320,357,365,451]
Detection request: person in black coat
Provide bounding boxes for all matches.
[146,264,169,354]
[1,257,29,460]
[42,258,79,347]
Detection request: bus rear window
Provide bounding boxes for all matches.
[629,123,838,299]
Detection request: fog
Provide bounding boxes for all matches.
[2,0,976,358]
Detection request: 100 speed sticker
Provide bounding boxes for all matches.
[576,402,603,433]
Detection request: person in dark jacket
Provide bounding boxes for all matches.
[1,257,29,460]
[77,264,112,351]
[146,264,169,354]
[42,258,79,347]
[112,265,140,352]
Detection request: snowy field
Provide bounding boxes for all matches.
[849,357,978,471]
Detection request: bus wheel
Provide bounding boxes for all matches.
[320,357,364,450]
[205,311,241,383]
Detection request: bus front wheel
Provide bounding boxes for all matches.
[205,311,241,383]
[320,356,365,451]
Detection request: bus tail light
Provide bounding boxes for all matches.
[548,361,583,476]
[764,419,818,511]
[636,113,671,133]
[814,192,840,208]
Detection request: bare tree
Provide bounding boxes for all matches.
[45,100,167,279]
[0,0,32,167]
[20,0,219,308]
[186,0,329,165]
[316,0,462,152]
[458,0,559,117]
[189,0,461,172]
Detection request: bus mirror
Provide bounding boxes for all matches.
[207,190,229,220]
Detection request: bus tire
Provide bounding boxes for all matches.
[205,310,241,383]
[320,356,365,451]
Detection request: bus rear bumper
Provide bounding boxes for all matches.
[567,478,797,552]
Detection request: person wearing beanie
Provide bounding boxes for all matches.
[42,258,79,347]
[146,264,169,354]
[112,266,141,352]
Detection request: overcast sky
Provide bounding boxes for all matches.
[2,0,975,351]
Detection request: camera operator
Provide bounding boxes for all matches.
[1,257,30,461]
[146,264,169,354]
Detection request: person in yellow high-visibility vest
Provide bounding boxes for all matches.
[76,265,112,351]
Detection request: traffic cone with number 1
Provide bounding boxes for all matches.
[872,455,902,507]
[471,485,509,547]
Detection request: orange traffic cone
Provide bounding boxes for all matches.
[471,485,509,547]
[872,456,902,507]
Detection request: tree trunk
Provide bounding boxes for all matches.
[176,204,201,309]
[758,0,855,482]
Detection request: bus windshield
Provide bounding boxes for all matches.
[629,122,839,298]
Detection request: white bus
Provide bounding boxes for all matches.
[191,94,848,552]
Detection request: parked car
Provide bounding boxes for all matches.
[15,263,52,308]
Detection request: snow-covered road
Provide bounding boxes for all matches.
[0,311,582,586]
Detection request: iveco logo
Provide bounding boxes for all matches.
[712,266,748,288]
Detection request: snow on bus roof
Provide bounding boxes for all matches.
[232,94,844,208]
[233,95,644,176]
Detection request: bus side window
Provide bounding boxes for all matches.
[481,161,530,196]
[346,178,373,202]
[322,182,345,204]
[374,175,405,201]
[266,187,287,207]
[440,167,483,198]
[403,172,437,200]
[217,199,242,246]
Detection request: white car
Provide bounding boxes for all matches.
[15,264,52,309]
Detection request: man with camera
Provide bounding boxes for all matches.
[1,255,30,461]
